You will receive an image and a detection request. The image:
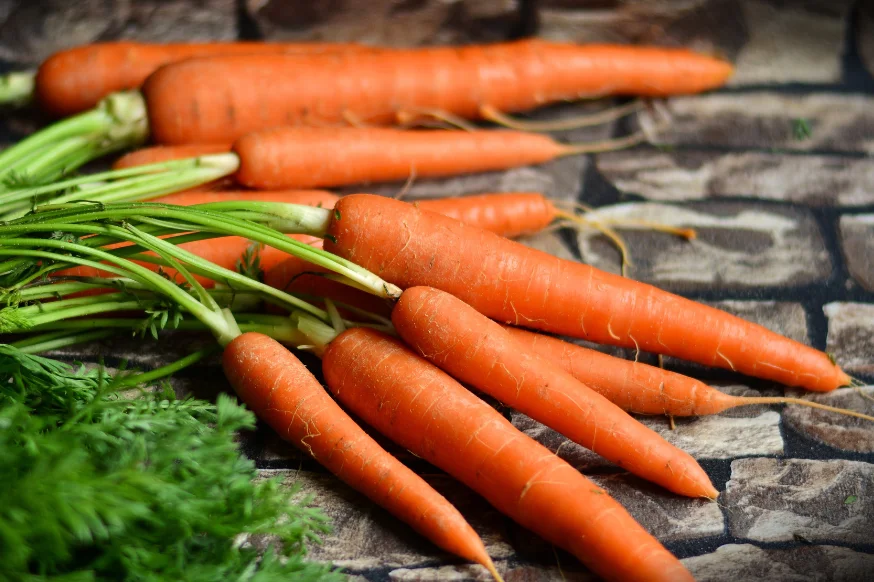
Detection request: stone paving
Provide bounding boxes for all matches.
[2,1,873,580]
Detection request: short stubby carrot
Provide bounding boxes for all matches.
[143,39,733,144]
[392,286,717,499]
[36,41,373,117]
[416,193,556,239]
[232,127,571,190]
[321,328,695,582]
[322,194,849,392]
[222,332,499,576]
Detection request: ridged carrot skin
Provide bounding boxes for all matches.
[417,193,556,239]
[233,127,564,190]
[323,195,849,392]
[222,332,497,571]
[144,39,733,144]
[36,41,371,116]
[321,328,695,582]
[502,325,739,416]
[392,286,717,498]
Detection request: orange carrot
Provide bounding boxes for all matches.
[232,127,615,190]
[222,332,500,578]
[392,286,716,498]
[321,327,695,582]
[143,39,733,144]
[416,193,556,239]
[503,325,874,421]
[36,41,374,117]
[322,194,849,392]
[112,144,233,170]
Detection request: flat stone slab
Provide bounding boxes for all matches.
[513,408,783,470]
[783,386,874,453]
[254,470,514,570]
[684,543,874,582]
[576,202,832,291]
[0,0,236,65]
[649,93,874,154]
[244,0,521,46]
[839,215,874,292]
[596,150,874,206]
[823,302,874,377]
[723,458,874,545]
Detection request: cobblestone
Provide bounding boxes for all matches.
[723,458,874,544]
[596,150,874,206]
[839,215,874,292]
[783,386,874,454]
[824,302,874,378]
[576,202,832,291]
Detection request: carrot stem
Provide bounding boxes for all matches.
[0,91,147,184]
[0,70,35,107]
[11,329,118,354]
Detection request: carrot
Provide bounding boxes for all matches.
[112,144,233,170]
[223,332,500,579]
[143,39,733,144]
[392,286,716,498]
[322,194,849,392]
[415,193,556,239]
[321,327,695,582]
[232,126,639,190]
[34,41,374,117]
[503,325,874,421]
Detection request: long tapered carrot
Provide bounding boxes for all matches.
[143,39,733,144]
[503,325,874,421]
[392,286,716,498]
[322,194,849,392]
[321,328,695,582]
[232,126,637,190]
[34,41,374,117]
[222,332,500,578]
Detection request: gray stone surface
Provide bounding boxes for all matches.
[649,93,874,154]
[512,408,782,470]
[388,565,501,582]
[724,458,874,545]
[576,202,832,291]
[244,0,520,46]
[783,386,874,453]
[0,0,236,65]
[824,302,874,377]
[256,470,514,570]
[596,149,874,206]
[839,215,874,292]
[860,1,874,80]
[684,544,874,582]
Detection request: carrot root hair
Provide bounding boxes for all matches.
[737,396,874,422]
[479,100,644,133]
[396,107,479,132]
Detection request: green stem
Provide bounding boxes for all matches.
[12,329,118,354]
[0,91,148,185]
[0,70,35,107]
[113,347,221,388]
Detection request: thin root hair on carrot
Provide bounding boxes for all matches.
[553,213,633,276]
[736,396,874,422]
[394,166,418,200]
[479,99,644,133]
[396,108,479,132]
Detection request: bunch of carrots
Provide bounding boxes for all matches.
[1,38,869,582]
